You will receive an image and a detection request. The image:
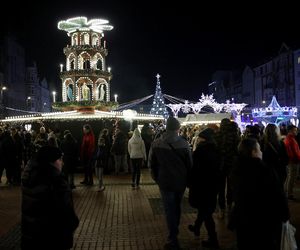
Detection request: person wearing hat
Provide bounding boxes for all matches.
[21,146,79,250]
[188,128,221,248]
[148,117,192,249]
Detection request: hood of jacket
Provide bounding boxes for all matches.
[130,128,142,142]
[22,159,60,187]
[160,131,180,144]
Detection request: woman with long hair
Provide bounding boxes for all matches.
[230,138,289,250]
[128,128,146,188]
[262,123,288,185]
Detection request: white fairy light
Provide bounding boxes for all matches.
[252,96,297,125]
[58,17,113,35]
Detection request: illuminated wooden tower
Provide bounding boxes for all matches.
[58,17,113,103]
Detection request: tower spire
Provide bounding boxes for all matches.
[150,74,169,118]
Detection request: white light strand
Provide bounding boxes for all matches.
[58,17,113,35]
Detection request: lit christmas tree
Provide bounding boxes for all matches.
[150,74,169,118]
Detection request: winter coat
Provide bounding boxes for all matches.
[284,133,300,164]
[148,131,192,192]
[215,123,240,173]
[80,132,96,161]
[188,141,221,213]
[95,145,106,168]
[262,140,288,184]
[61,137,78,174]
[21,159,79,250]
[229,157,289,235]
[128,129,146,160]
[1,131,17,167]
[111,131,127,155]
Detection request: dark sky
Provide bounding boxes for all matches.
[3,1,300,103]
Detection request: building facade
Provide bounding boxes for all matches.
[0,36,51,116]
[0,36,26,112]
[25,62,51,112]
[208,70,242,103]
[209,43,300,109]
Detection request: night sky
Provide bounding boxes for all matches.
[2,1,300,103]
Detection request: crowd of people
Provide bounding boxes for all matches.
[149,118,298,250]
[0,117,299,249]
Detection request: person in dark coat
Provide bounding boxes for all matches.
[61,131,78,189]
[98,128,111,174]
[148,117,192,250]
[23,132,35,168]
[33,126,48,151]
[111,128,127,174]
[21,146,79,250]
[262,123,289,185]
[229,138,289,250]
[1,130,16,184]
[141,123,154,163]
[215,120,240,218]
[188,128,221,249]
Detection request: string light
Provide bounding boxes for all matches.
[252,96,297,125]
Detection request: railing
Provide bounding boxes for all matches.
[60,69,111,77]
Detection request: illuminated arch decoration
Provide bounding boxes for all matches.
[71,33,78,46]
[166,93,247,128]
[80,32,90,45]
[62,78,74,102]
[167,94,247,117]
[93,53,103,70]
[78,51,91,70]
[67,53,76,70]
[91,33,100,46]
[95,78,109,102]
[76,77,93,101]
[252,95,298,125]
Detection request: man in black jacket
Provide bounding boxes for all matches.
[148,117,192,250]
[21,146,79,250]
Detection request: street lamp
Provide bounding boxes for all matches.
[27,96,31,110]
[60,64,63,72]
[0,86,7,104]
[114,94,118,102]
[108,66,111,72]
[52,91,56,103]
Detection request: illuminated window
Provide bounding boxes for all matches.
[298,57,300,64]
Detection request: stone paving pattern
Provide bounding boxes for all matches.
[0,169,299,249]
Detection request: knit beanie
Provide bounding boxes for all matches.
[198,128,215,141]
[166,117,181,131]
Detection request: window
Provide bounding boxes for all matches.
[96,60,102,70]
[83,60,90,69]
[70,60,75,70]
[298,57,300,64]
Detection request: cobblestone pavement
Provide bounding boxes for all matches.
[1,169,299,250]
